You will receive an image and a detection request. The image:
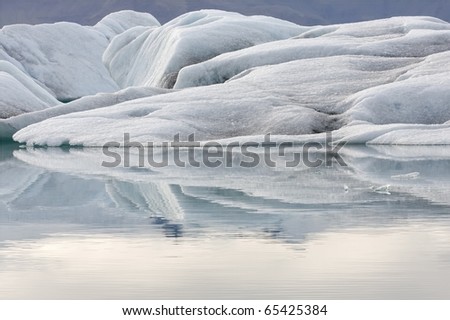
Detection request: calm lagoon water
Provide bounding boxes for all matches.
[0,142,450,299]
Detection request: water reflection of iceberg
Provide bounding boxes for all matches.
[12,145,450,208]
[1,144,449,243]
[105,180,184,220]
[0,145,186,242]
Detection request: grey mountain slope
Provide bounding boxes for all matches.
[1,0,450,27]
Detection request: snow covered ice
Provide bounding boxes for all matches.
[0,61,59,119]
[0,22,118,101]
[1,10,450,145]
[0,10,159,102]
[102,10,305,89]
[0,86,169,139]
[94,10,160,40]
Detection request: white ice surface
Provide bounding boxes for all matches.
[103,10,306,89]
[94,10,160,40]
[175,17,450,88]
[15,51,450,146]
[0,11,162,120]
[13,55,421,146]
[0,61,60,119]
[2,13,450,146]
[0,87,169,139]
[0,21,119,101]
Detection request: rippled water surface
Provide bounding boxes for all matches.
[1,143,450,299]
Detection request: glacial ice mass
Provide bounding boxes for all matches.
[1,10,450,145]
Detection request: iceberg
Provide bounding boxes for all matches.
[1,11,450,146]
[0,21,119,101]
[0,10,159,102]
